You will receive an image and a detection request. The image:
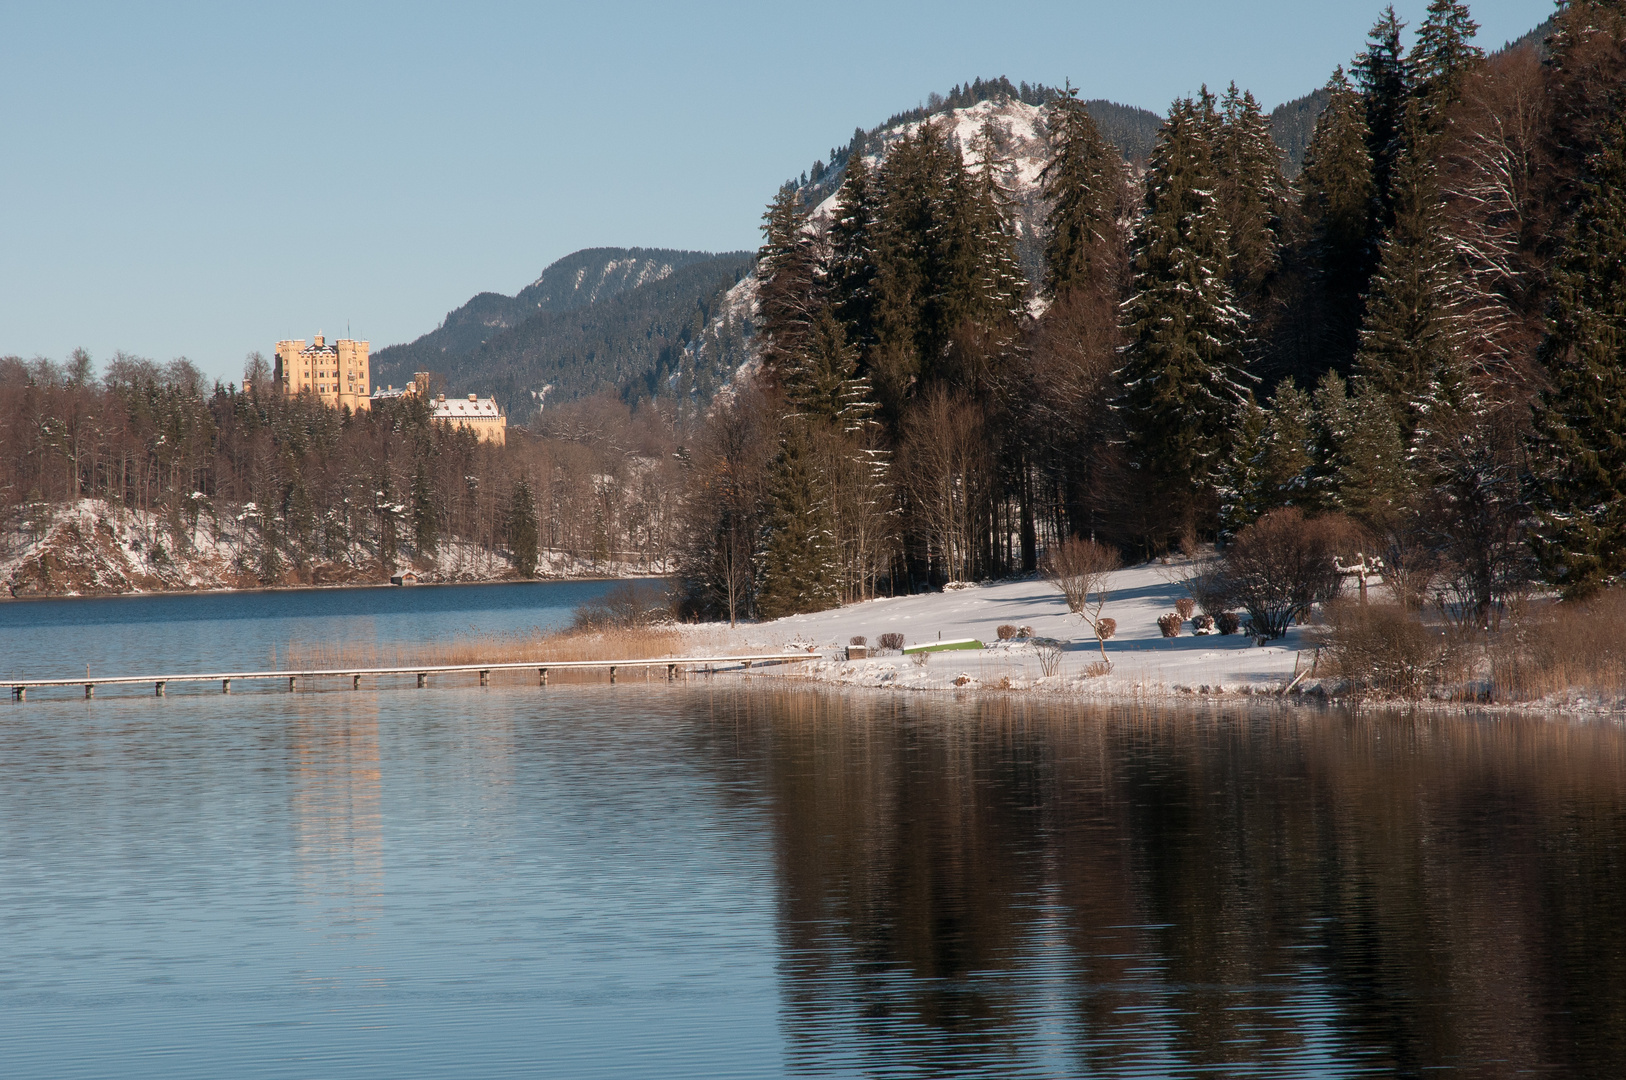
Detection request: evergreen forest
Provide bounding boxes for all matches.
[676,0,1626,625]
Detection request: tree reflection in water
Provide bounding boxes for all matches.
[697,690,1626,1077]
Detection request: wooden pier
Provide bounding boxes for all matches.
[7,652,816,700]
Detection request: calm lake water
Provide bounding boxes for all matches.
[2,584,1625,1077]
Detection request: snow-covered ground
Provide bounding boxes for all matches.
[694,561,1326,699]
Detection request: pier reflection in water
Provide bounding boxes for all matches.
[1,674,1623,1077]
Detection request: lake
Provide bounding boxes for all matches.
[2,583,1624,1077]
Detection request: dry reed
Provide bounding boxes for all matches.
[281,625,688,685]
[1321,591,1626,704]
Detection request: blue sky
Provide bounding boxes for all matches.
[1,0,1553,384]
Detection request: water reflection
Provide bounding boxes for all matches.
[288,695,384,939]
[700,692,1626,1077]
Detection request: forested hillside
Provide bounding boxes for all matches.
[372,248,753,418]
[0,354,687,594]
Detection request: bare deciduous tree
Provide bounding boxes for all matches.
[1040,536,1121,662]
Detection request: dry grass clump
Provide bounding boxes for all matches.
[1320,602,1450,699]
[1486,591,1626,702]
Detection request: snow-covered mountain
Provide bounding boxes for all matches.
[806,96,1060,290]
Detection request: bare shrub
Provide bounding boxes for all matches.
[1175,597,1195,620]
[1083,660,1111,678]
[849,635,867,647]
[1217,509,1355,639]
[1041,536,1121,661]
[1181,558,1231,616]
[1032,638,1064,676]
[996,624,1018,640]
[912,650,930,667]
[878,632,905,653]
[1096,617,1116,640]
[572,580,675,631]
[1321,602,1449,698]
[1018,625,1033,638]
[1216,612,1241,635]
[1379,528,1441,612]
[1157,613,1182,637]
[1191,614,1214,633]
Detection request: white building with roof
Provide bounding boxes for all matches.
[429,392,506,445]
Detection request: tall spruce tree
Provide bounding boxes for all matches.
[1119,96,1253,514]
[1353,100,1462,439]
[1352,6,1413,225]
[1409,0,1484,121]
[1528,117,1626,597]
[756,186,821,389]
[828,154,879,354]
[1298,68,1376,369]
[1216,83,1291,303]
[507,479,539,578]
[1039,86,1126,299]
[866,121,958,416]
[411,460,437,557]
[756,420,839,617]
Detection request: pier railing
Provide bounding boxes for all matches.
[8,652,817,700]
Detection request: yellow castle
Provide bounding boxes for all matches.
[274,333,370,412]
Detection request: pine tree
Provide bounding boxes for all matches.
[411,460,438,557]
[1217,381,1315,534]
[1298,68,1376,368]
[962,122,1028,327]
[1409,0,1484,121]
[828,154,878,353]
[755,186,821,390]
[1118,96,1253,507]
[1216,83,1290,302]
[375,473,398,568]
[1353,101,1462,440]
[756,420,839,618]
[1528,117,1626,597]
[1312,371,1414,528]
[1352,6,1413,223]
[1039,85,1126,299]
[507,479,539,578]
[783,305,875,429]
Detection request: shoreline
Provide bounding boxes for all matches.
[0,571,670,605]
[734,664,1626,719]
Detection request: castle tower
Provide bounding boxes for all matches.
[274,331,371,412]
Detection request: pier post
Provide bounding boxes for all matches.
[417,672,427,688]
[352,674,361,690]
[538,667,548,686]
[222,679,231,694]
[479,670,489,687]
[85,684,94,699]
[155,681,166,697]
[609,665,617,684]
